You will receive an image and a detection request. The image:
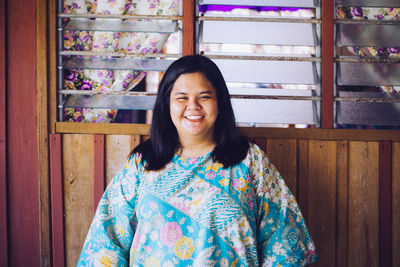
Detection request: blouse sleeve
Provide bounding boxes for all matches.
[77,154,142,266]
[249,145,318,266]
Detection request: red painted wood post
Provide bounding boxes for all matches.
[0,0,8,264]
[50,134,65,267]
[379,141,392,267]
[182,0,195,56]
[7,0,41,264]
[93,135,106,214]
[321,1,334,128]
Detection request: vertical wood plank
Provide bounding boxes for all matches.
[93,135,105,214]
[307,141,337,267]
[49,0,57,132]
[106,135,132,185]
[266,139,297,197]
[37,0,50,265]
[63,134,94,267]
[348,142,379,267]
[130,134,142,150]
[182,0,194,55]
[297,140,309,221]
[393,142,400,267]
[336,141,349,267]
[253,138,266,153]
[7,0,41,264]
[50,134,65,267]
[379,141,392,267]
[321,0,334,128]
[0,0,7,264]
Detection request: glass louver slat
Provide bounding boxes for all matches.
[64,18,178,33]
[64,57,174,71]
[336,0,400,8]
[337,24,400,47]
[337,62,400,86]
[200,0,318,8]
[65,95,157,110]
[213,59,318,84]
[201,21,316,46]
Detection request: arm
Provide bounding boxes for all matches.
[250,146,318,266]
[77,155,141,266]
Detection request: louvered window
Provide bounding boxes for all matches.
[55,0,400,129]
[335,0,400,128]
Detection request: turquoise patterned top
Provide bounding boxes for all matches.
[77,143,317,266]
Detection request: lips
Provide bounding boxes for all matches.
[185,115,204,121]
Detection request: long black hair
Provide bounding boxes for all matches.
[131,55,249,170]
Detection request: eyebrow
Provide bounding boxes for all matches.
[173,90,214,95]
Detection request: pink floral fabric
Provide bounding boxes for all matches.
[337,7,400,94]
[63,0,179,122]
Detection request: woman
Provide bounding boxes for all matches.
[78,55,318,266]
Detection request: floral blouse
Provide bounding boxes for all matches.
[77,144,318,266]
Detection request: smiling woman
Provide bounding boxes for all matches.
[77,55,318,266]
[169,72,218,157]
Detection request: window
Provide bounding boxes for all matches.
[56,0,400,129]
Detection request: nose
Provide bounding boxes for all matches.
[187,97,201,110]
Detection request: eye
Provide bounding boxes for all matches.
[199,95,212,100]
[176,96,188,101]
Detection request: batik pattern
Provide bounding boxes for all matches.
[78,143,318,266]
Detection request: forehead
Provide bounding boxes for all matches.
[171,72,216,94]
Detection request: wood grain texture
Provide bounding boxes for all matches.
[266,139,297,197]
[106,135,132,185]
[307,141,337,267]
[0,0,7,264]
[7,0,41,264]
[252,138,266,153]
[93,135,105,214]
[48,0,57,132]
[321,0,334,128]
[379,141,392,267]
[182,0,194,56]
[348,142,379,267]
[50,134,65,267]
[56,123,400,141]
[130,134,142,151]
[297,140,309,221]
[37,0,51,265]
[336,141,349,267]
[63,134,94,267]
[393,142,400,267]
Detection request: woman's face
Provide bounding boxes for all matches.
[169,72,218,144]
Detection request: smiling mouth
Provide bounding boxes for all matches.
[185,115,204,121]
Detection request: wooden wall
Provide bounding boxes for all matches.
[51,132,400,267]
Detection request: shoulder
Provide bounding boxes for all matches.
[119,152,145,179]
[241,142,272,169]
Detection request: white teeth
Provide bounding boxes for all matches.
[186,115,203,120]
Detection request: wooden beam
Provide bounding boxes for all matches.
[49,0,57,133]
[37,0,51,265]
[50,134,65,267]
[321,0,334,128]
[93,135,105,214]
[182,0,195,56]
[0,0,8,264]
[55,122,400,141]
[379,141,392,267]
[7,0,41,264]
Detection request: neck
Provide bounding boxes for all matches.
[178,136,215,158]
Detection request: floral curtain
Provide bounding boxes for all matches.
[337,7,400,94]
[63,0,179,122]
